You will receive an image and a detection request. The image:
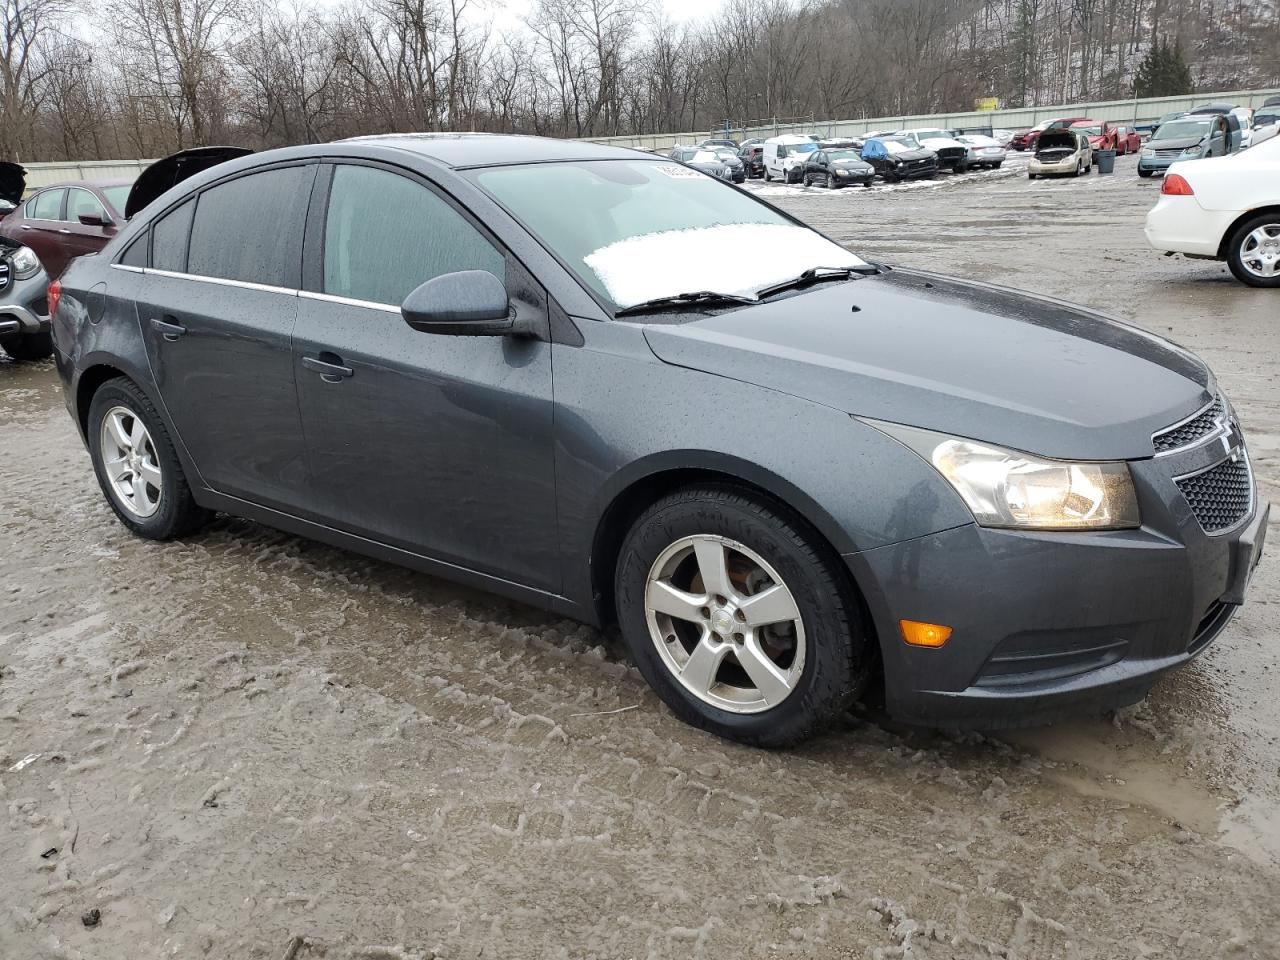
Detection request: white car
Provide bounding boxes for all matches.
[762,134,819,184]
[955,134,1008,170]
[1144,135,1280,287]
[899,128,969,171]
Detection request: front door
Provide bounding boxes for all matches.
[292,162,558,592]
[136,164,315,511]
[63,187,118,261]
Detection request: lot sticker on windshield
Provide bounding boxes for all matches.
[655,163,701,178]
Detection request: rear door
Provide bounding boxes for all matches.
[21,188,69,276]
[291,162,558,590]
[136,163,314,511]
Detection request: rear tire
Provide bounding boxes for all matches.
[87,378,212,540]
[1226,213,1280,288]
[614,485,869,747]
[1,331,53,362]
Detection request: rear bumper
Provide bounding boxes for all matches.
[845,438,1269,729]
[1144,193,1238,257]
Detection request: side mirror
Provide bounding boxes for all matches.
[79,211,111,227]
[401,270,525,337]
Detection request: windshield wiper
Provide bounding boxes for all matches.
[754,265,880,299]
[614,290,757,317]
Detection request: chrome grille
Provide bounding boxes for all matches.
[1153,147,1184,158]
[0,258,10,292]
[1153,396,1226,453]
[1175,454,1253,533]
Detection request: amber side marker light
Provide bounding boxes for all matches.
[900,620,953,648]
[1162,173,1194,196]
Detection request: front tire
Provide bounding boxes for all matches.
[0,331,53,362]
[1227,214,1280,288]
[88,378,212,540]
[1138,169,1153,178]
[614,485,868,746]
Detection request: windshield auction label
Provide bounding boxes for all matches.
[656,163,702,178]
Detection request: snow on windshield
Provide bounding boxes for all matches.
[584,223,865,307]
[883,141,914,155]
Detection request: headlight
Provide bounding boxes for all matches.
[1181,146,1202,157]
[869,422,1140,530]
[9,245,41,280]
[1141,148,1155,158]
[836,169,850,176]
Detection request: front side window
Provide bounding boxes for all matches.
[474,159,864,310]
[68,188,107,223]
[323,164,504,306]
[30,189,65,221]
[187,166,311,287]
[101,185,131,216]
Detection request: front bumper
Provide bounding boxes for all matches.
[1029,155,1081,175]
[845,423,1269,729]
[0,271,52,335]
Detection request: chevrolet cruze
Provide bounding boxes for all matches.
[52,135,1268,745]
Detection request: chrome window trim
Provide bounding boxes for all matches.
[144,267,299,297]
[110,263,145,274]
[298,289,400,314]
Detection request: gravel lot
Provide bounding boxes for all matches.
[2,151,1278,959]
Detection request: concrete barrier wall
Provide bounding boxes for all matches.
[581,87,1280,150]
[20,159,154,192]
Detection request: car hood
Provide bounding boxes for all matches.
[640,269,1210,460]
[918,137,965,150]
[831,158,873,169]
[0,161,26,206]
[1149,136,1203,150]
[882,148,934,162]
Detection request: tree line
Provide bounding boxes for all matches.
[2,0,1277,162]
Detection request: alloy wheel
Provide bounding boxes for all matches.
[99,405,163,518]
[1240,224,1280,279]
[644,534,806,714]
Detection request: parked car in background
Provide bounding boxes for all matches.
[0,162,54,362]
[1012,117,1090,151]
[991,128,1016,147]
[1028,129,1093,178]
[802,147,874,187]
[817,137,863,151]
[954,134,1006,170]
[1069,120,1120,155]
[710,147,747,183]
[0,178,131,279]
[1145,134,1280,286]
[56,135,1267,743]
[738,142,765,178]
[1186,104,1244,151]
[670,147,731,180]
[1113,126,1142,154]
[1252,112,1280,147]
[763,135,819,183]
[1138,114,1235,177]
[699,138,738,150]
[901,128,968,171]
[860,135,938,181]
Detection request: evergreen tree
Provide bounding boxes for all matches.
[1135,38,1195,98]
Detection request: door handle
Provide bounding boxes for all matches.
[59,228,71,234]
[150,317,187,341]
[303,353,354,382]
[19,224,30,230]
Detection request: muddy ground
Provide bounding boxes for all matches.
[2,152,1278,959]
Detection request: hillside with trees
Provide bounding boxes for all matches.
[2,0,1277,161]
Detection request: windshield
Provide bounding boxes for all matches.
[828,150,860,161]
[1152,118,1211,141]
[713,149,737,161]
[1073,125,1102,136]
[789,142,818,155]
[102,184,131,214]
[914,129,948,140]
[886,134,920,149]
[473,160,866,310]
[690,150,718,163]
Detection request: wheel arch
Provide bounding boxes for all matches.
[1216,205,1280,259]
[75,362,132,437]
[587,455,872,640]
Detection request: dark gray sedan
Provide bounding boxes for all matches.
[52,135,1267,745]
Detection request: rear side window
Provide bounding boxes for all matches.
[322,164,504,306]
[151,199,194,272]
[119,233,148,267]
[187,166,311,287]
[30,189,64,220]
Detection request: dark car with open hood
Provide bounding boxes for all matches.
[51,135,1268,746]
[0,162,55,362]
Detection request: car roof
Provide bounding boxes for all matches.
[764,134,814,144]
[34,178,134,191]
[338,132,649,168]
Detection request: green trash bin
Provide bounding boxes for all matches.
[1095,149,1116,174]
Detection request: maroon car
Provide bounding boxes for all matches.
[1010,116,1091,152]
[0,179,132,279]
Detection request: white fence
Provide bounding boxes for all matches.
[19,158,153,192]
[580,86,1280,150]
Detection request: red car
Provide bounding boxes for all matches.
[0,179,132,279]
[1112,125,1142,155]
[1069,119,1121,153]
[1011,117,1091,151]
